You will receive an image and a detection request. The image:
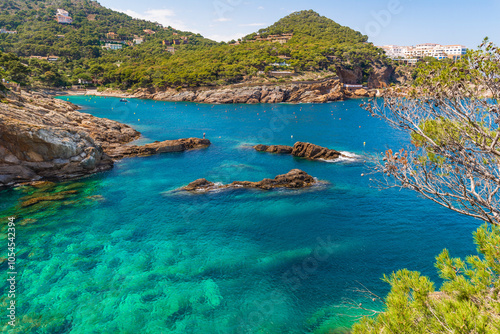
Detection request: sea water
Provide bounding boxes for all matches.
[0,97,479,333]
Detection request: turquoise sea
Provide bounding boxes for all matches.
[1,96,478,333]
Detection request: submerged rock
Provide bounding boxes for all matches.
[254,142,342,161]
[181,169,316,192]
[184,178,215,191]
[20,190,78,207]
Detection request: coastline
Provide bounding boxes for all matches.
[60,78,384,104]
[0,89,209,188]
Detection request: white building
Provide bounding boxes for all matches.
[0,28,17,34]
[56,9,73,24]
[379,43,467,62]
[103,43,122,50]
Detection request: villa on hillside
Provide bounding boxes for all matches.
[102,43,122,50]
[0,28,17,34]
[106,32,119,40]
[166,46,175,54]
[143,29,156,35]
[249,33,294,45]
[55,9,73,24]
[379,43,467,64]
[133,37,144,44]
[28,55,59,61]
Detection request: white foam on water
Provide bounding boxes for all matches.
[319,151,363,163]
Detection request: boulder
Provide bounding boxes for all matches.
[354,88,369,97]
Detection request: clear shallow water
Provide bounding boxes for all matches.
[0,96,479,333]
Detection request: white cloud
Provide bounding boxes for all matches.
[257,6,264,10]
[214,17,232,22]
[238,23,267,27]
[113,8,199,32]
[207,33,245,42]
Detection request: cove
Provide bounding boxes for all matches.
[0,96,478,333]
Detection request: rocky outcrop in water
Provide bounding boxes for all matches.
[108,138,211,159]
[182,169,316,191]
[253,144,293,154]
[254,142,342,161]
[0,90,210,187]
[292,142,342,160]
[133,78,347,104]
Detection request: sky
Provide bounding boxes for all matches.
[96,0,500,48]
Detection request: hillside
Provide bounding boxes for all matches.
[0,3,392,90]
[0,0,216,58]
[244,10,367,44]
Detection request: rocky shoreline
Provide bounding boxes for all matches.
[181,169,317,192]
[255,142,343,161]
[82,78,380,104]
[0,90,210,187]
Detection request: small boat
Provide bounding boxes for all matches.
[120,99,129,102]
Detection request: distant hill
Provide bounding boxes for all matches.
[0,3,390,90]
[244,10,367,44]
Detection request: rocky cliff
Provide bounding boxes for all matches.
[133,78,357,104]
[0,90,209,187]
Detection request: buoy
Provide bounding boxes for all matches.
[363,142,366,146]
[138,119,140,121]
[291,135,293,139]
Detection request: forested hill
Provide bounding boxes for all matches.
[0,2,390,90]
[0,0,216,59]
[244,10,367,44]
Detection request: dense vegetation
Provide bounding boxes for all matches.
[0,1,388,89]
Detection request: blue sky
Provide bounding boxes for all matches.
[97,0,500,48]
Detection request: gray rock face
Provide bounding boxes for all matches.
[367,64,395,89]
[0,90,210,187]
[134,79,347,104]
